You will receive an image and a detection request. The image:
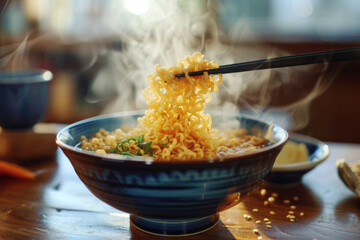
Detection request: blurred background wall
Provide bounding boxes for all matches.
[1,0,360,142]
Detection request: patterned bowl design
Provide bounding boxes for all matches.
[56,111,288,236]
[265,133,329,185]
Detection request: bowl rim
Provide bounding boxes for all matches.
[56,110,288,165]
[271,132,329,172]
[0,69,53,84]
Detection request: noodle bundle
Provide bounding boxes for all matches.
[81,53,267,161]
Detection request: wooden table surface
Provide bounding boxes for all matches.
[1,142,359,240]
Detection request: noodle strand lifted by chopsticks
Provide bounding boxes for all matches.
[132,52,222,161]
[81,52,267,161]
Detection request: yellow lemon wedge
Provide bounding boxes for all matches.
[275,141,309,165]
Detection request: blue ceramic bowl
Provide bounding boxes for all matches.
[265,133,329,185]
[56,111,288,236]
[0,69,53,129]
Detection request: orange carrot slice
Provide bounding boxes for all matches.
[0,160,36,180]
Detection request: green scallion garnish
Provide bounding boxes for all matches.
[144,141,152,154]
[159,138,170,146]
[108,135,153,157]
[120,152,136,156]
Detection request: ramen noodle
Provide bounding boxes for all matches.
[81,52,268,161]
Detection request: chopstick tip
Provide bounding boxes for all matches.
[174,73,185,78]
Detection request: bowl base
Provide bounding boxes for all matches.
[130,214,219,237]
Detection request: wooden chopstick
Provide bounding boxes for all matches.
[174,47,360,78]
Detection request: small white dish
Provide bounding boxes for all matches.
[265,133,330,185]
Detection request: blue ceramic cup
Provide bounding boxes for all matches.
[0,69,53,129]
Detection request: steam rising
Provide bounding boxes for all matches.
[1,0,338,132]
[94,1,335,132]
[1,33,30,70]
